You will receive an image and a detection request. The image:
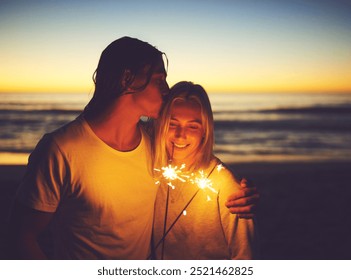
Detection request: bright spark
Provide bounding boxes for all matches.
[161,164,186,182]
[167,182,176,189]
[192,170,218,194]
[217,164,224,172]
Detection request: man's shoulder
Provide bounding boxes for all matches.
[38,115,88,155]
[49,115,86,142]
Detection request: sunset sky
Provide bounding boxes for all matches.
[1,0,351,94]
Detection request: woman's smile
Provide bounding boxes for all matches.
[172,142,189,149]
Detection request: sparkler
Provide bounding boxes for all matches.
[154,164,187,188]
[155,164,224,194]
[153,162,188,258]
[190,170,218,194]
[155,143,191,259]
[152,187,200,256]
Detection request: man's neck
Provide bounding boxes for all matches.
[85,98,142,152]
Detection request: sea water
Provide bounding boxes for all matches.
[1,92,351,163]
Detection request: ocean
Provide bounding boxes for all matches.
[1,92,351,163]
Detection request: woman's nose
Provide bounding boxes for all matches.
[175,126,186,138]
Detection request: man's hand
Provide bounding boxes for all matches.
[225,178,259,219]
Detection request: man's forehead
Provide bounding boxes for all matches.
[138,58,166,76]
[153,60,167,74]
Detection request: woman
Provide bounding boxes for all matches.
[152,81,257,259]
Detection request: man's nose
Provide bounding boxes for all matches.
[161,81,170,97]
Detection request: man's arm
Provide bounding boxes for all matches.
[225,178,259,219]
[9,201,54,259]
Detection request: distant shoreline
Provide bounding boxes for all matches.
[0,153,30,165]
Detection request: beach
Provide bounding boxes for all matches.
[230,160,351,260]
[1,160,350,260]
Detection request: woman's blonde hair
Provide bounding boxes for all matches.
[153,81,214,173]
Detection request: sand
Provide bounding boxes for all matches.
[1,161,350,260]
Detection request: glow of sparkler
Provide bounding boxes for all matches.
[154,163,188,189]
[191,170,218,194]
[162,164,186,182]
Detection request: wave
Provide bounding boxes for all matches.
[0,109,82,115]
[214,104,351,115]
[1,108,350,133]
[213,118,351,132]
[260,105,351,114]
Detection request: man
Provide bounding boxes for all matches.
[9,37,258,259]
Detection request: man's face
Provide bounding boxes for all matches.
[131,60,169,119]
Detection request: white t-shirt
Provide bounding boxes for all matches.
[16,116,158,259]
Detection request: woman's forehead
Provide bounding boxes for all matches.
[171,100,201,118]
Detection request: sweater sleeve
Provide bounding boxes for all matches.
[215,163,257,260]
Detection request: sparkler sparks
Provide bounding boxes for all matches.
[154,163,188,184]
[217,164,224,172]
[162,164,186,181]
[190,169,219,194]
[155,163,224,196]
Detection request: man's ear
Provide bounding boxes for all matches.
[120,70,133,90]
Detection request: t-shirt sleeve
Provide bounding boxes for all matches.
[216,164,257,260]
[16,134,69,213]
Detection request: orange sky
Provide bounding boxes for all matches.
[1,1,351,94]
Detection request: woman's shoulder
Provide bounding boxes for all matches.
[207,156,241,192]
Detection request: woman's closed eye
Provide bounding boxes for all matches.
[187,123,202,130]
[169,121,178,128]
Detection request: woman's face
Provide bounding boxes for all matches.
[166,99,204,166]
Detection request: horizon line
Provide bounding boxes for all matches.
[1,90,351,95]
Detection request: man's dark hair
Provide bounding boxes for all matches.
[85,36,166,116]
